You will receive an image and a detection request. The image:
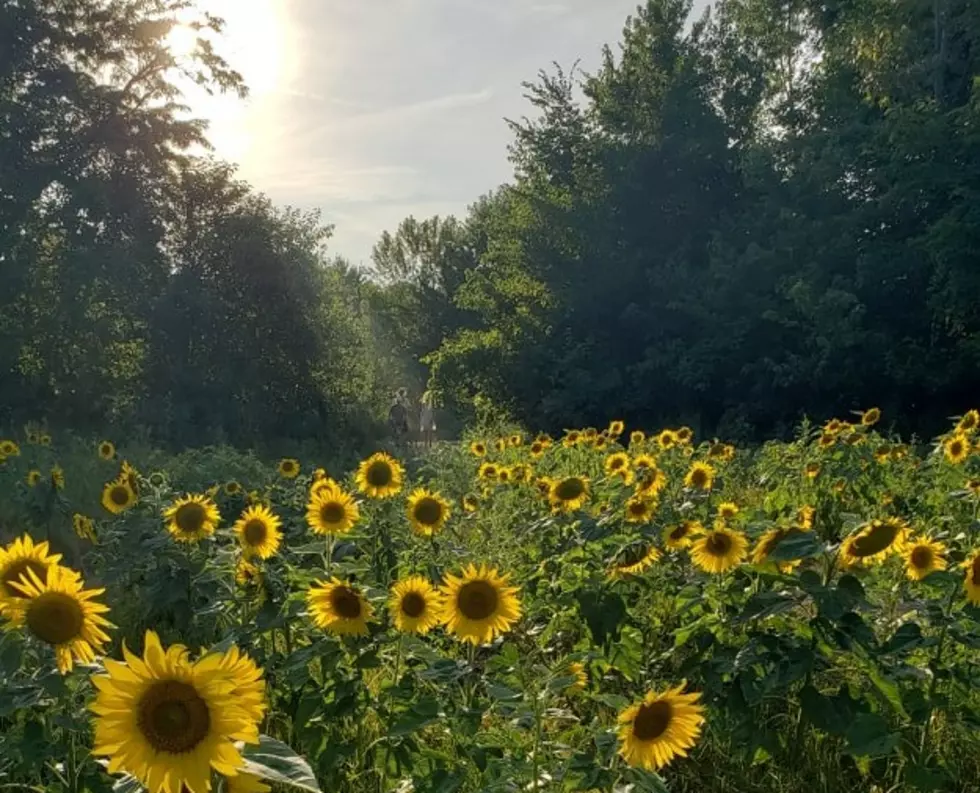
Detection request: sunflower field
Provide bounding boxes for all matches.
[2,409,980,793]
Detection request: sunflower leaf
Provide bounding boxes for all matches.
[242,734,322,792]
[111,774,145,793]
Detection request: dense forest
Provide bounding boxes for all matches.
[3,0,979,447]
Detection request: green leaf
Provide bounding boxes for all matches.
[577,589,626,646]
[486,683,523,702]
[390,697,441,736]
[241,735,322,792]
[866,665,907,718]
[766,529,823,561]
[738,591,799,621]
[880,622,924,655]
[844,713,899,758]
[799,685,854,736]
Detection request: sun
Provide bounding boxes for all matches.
[166,23,199,59]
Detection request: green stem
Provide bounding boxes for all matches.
[392,633,404,686]
[920,583,959,753]
[325,533,335,576]
[531,687,542,792]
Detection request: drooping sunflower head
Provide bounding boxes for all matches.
[101,477,137,515]
[629,430,646,446]
[90,631,264,793]
[617,683,706,771]
[609,542,661,578]
[469,440,488,457]
[683,461,715,491]
[97,440,116,460]
[944,434,970,465]
[861,407,881,426]
[956,409,980,435]
[964,552,980,604]
[233,505,282,559]
[494,438,507,453]
[533,476,554,499]
[608,420,625,437]
[690,527,748,574]
[841,517,908,567]
[50,465,65,490]
[624,496,657,524]
[26,469,42,487]
[389,576,443,634]
[549,476,590,512]
[278,458,300,479]
[565,661,588,692]
[163,494,221,543]
[655,430,678,450]
[804,462,820,479]
[73,514,96,542]
[307,578,373,635]
[236,558,263,588]
[407,488,451,536]
[716,502,739,520]
[355,452,404,499]
[439,563,521,645]
[306,484,360,536]
[675,426,693,444]
[0,535,64,614]
[478,462,499,482]
[664,520,702,550]
[904,537,947,581]
[5,565,113,674]
[635,466,667,498]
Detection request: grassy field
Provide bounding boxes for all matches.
[2,410,980,793]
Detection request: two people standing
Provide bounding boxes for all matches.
[387,388,437,449]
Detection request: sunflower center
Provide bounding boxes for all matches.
[706,532,732,556]
[330,587,362,619]
[2,560,48,597]
[628,501,647,516]
[413,498,443,526]
[690,469,708,488]
[669,525,688,541]
[618,545,649,567]
[457,580,498,621]
[952,440,964,456]
[610,458,625,471]
[972,557,980,586]
[910,546,933,569]
[319,501,346,525]
[851,522,900,557]
[110,485,130,506]
[243,519,267,546]
[555,478,585,501]
[26,591,84,645]
[175,502,207,534]
[137,681,211,755]
[633,700,673,741]
[400,592,426,618]
[366,461,393,487]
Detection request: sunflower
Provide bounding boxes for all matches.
[562,430,582,448]
[511,463,533,483]
[0,535,65,614]
[824,418,844,434]
[655,430,678,450]
[5,566,112,673]
[533,476,554,498]
[840,517,908,567]
[617,683,706,771]
[224,481,242,496]
[609,543,661,578]
[664,521,702,550]
[26,469,42,487]
[861,407,881,426]
[818,433,836,449]
[98,440,116,460]
[956,410,979,435]
[310,475,340,500]
[683,461,715,491]
[605,452,631,477]
[690,527,748,574]
[967,479,980,497]
[804,462,820,479]
[306,484,360,536]
[797,505,815,530]
[101,477,137,515]
[944,434,970,464]
[535,432,553,447]
[469,440,488,457]
[963,552,980,604]
[529,440,546,459]
[629,430,645,446]
[233,505,282,560]
[439,564,521,645]
[307,578,373,636]
[39,433,52,447]
[355,452,404,499]
[549,476,590,512]
[624,496,657,524]
[163,494,221,543]
[73,514,96,542]
[608,420,625,437]
[148,471,167,488]
[716,502,739,520]
[462,493,479,513]
[904,537,947,581]
[497,466,513,484]
[565,661,588,692]
[235,558,263,588]
[478,462,499,481]
[594,436,609,451]
[225,773,271,793]
[509,433,524,447]
[0,439,20,456]
[675,426,693,444]
[276,458,300,479]
[494,438,507,453]
[120,460,140,493]
[50,465,65,490]
[407,488,451,537]
[90,631,263,793]
[389,576,443,634]
[751,527,808,572]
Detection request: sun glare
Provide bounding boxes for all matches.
[166,24,199,58]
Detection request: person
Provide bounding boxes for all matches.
[419,390,437,449]
[387,390,409,444]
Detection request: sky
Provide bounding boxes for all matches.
[178,0,706,265]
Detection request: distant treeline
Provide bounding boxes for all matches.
[3,0,979,446]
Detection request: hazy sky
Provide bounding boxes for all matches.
[182,0,706,265]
